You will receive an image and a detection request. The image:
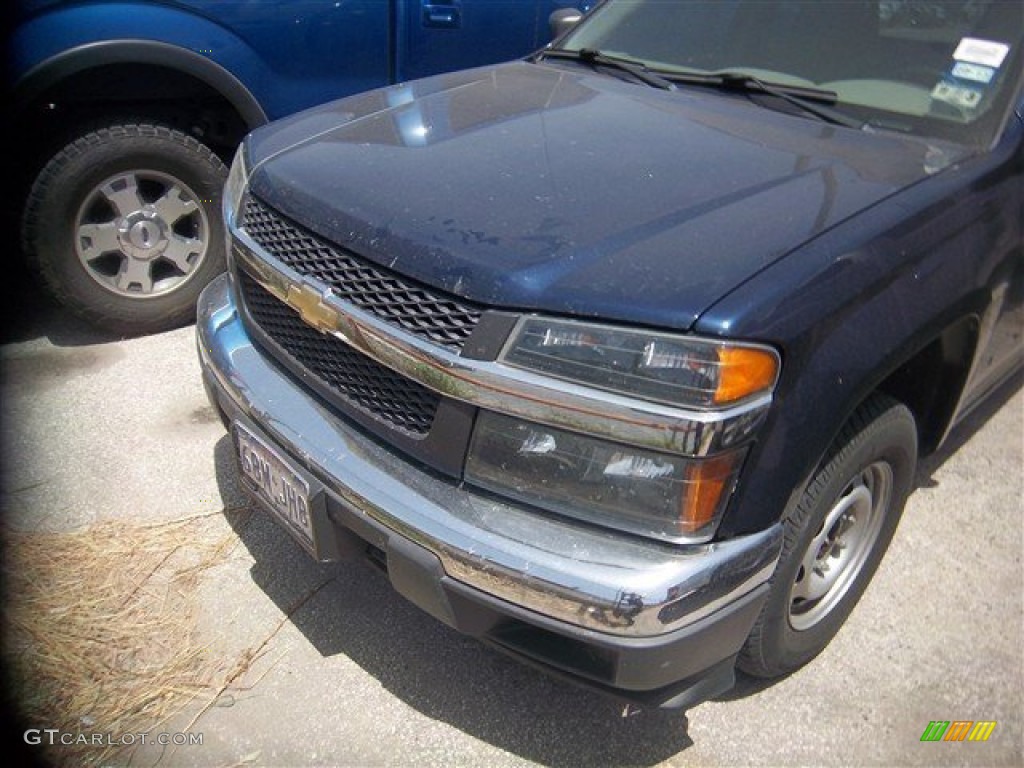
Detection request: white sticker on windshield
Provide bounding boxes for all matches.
[951,61,996,84]
[953,38,1010,69]
[932,80,983,110]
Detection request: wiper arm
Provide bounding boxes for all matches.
[663,70,865,129]
[538,48,677,91]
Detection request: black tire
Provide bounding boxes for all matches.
[738,394,917,678]
[22,123,228,335]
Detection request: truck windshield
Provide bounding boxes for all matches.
[559,0,1023,145]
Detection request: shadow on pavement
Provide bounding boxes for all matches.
[0,259,125,348]
[0,240,206,348]
[212,437,693,767]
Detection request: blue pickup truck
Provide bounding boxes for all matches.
[198,0,1022,709]
[8,0,587,333]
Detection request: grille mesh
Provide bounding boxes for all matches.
[242,197,482,349]
[239,271,440,437]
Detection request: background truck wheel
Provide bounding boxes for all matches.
[738,394,918,678]
[22,123,228,335]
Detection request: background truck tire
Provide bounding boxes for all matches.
[738,394,918,678]
[22,123,228,336]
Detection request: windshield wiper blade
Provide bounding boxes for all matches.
[718,73,866,129]
[663,70,865,129]
[538,48,677,91]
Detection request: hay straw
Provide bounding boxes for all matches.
[181,574,334,737]
[2,510,252,766]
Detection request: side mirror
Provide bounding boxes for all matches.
[548,8,583,40]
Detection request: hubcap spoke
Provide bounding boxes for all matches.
[77,222,122,260]
[116,257,154,294]
[162,236,202,274]
[99,175,146,217]
[151,184,199,224]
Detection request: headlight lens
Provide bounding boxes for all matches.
[465,412,745,543]
[501,317,779,408]
[478,317,779,541]
[223,144,249,229]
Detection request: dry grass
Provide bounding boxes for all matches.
[2,510,251,766]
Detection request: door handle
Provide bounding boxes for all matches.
[423,1,461,29]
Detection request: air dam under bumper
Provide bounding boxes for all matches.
[197,273,783,708]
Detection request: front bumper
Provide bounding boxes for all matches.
[197,273,783,707]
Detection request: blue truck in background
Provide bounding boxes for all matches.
[7,1,588,334]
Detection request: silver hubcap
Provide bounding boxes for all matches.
[788,461,892,631]
[74,171,209,298]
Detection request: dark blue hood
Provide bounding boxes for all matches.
[245,61,954,331]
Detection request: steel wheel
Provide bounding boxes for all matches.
[74,170,210,298]
[738,394,917,678]
[788,461,891,630]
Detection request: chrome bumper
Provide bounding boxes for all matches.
[197,273,782,639]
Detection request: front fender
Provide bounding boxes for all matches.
[699,125,1021,536]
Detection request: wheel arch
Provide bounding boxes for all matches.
[12,40,267,153]
[795,312,981,499]
[726,309,984,538]
[873,314,979,457]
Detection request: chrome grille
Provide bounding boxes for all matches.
[239,271,440,437]
[242,197,482,350]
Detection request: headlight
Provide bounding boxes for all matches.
[223,144,249,230]
[471,316,779,542]
[466,412,745,543]
[500,317,779,409]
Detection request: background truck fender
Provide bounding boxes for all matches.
[13,39,267,129]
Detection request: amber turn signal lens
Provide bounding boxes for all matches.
[679,451,743,533]
[714,347,780,405]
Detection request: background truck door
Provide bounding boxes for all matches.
[396,0,589,83]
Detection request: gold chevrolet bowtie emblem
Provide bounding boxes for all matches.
[286,283,338,334]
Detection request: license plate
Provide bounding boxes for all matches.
[235,424,316,552]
